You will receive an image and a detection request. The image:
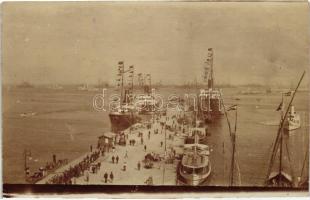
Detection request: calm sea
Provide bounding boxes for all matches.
[2,87,309,185]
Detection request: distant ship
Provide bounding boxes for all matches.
[109,62,141,133]
[284,105,301,131]
[177,134,211,186]
[134,74,157,116]
[199,48,223,123]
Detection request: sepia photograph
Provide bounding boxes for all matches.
[1,1,309,196]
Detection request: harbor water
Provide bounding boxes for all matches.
[3,86,309,186]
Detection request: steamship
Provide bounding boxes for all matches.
[198,48,223,123]
[109,62,141,133]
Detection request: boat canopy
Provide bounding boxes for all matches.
[99,132,117,139]
[182,153,209,168]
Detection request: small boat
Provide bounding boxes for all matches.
[284,105,301,131]
[177,135,211,186]
[266,171,293,187]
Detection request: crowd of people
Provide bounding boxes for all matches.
[47,150,101,184]
[26,158,69,183]
[42,112,182,185]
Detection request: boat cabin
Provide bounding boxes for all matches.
[98,132,117,152]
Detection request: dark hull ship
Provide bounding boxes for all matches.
[109,109,141,133]
[109,62,141,133]
[199,90,223,123]
[199,48,223,123]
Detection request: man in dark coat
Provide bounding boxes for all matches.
[104,172,108,183]
[110,172,114,182]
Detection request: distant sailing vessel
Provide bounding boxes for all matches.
[284,105,301,131]
[109,62,141,133]
[177,134,211,186]
[199,48,223,123]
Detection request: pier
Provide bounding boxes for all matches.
[37,109,192,185]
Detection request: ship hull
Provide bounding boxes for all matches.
[284,114,301,131]
[200,98,223,123]
[109,112,141,133]
[284,123,301,131]
[177,162,211,186]
[185,136,207,145]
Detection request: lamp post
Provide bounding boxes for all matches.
[162,118,167,185]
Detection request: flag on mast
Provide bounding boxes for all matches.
[227,104,237,111]
[276,101,283,111]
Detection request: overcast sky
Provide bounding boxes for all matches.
[2,2,309,86]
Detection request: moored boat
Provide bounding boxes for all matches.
[109,104,141,133]
[199,48,223,123]
[177,135,211,186]
[109,62,141,133]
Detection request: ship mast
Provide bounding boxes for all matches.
[117,61,135,106]
[204,48,214,90]
[230,105,238,186]
[279,93,284,181]
[117,61,125,107]
[129,65,134,92]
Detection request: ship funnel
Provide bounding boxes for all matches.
[194,133,199,144]
[290,105,295,113]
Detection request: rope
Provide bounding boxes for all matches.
[219,93,241,186]
[284,138,294,179]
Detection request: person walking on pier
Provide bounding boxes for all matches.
[141,137,144,145]
[110,172,114,183]
[148,131,151,139]
[160,141,163,147]
[124,151,128,158]
[112,155,115,164]
[85,170,89,182]
[116,155,119,164]
[137,161,141,171]
[90,145,93,152]
[104,172,108,183]
[123,162,127,171]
